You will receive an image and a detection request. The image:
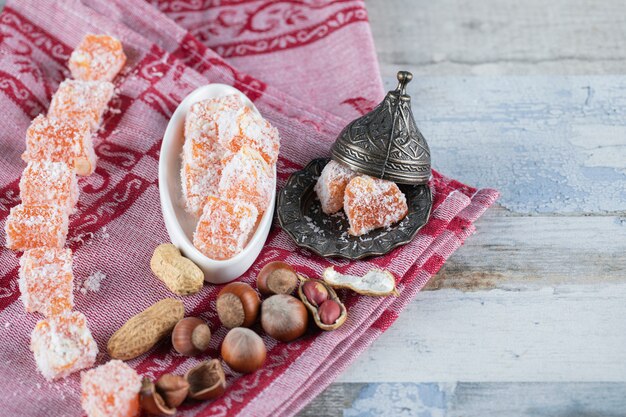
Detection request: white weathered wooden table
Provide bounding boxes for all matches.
[300,0,626,415]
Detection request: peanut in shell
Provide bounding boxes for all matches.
[150,243,204,295]
[108,298,185,360]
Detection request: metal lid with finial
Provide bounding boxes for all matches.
[330,71,431,185]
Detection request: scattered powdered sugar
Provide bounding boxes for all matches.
[80,270,106,295]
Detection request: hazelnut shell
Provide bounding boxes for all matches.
[140,377,176,416]
[185,359,226,401]
[256,261,298,296]
[261,294,308,342]
[155,373,189,408]
[221,327,266,374]
[216,282,261,329]
[172,317,211,356]
[297,275,347,331]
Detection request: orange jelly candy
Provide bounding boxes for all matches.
[344,176,408,236]
[217,106,280,165]
[23,115,96,176]
[81,360,142,417]
[19,248,74,317]
[4,204,69,251]
[183,95,242,166]
[314,160,357,215]
[69,34,127,82]
[193,196,258,260]
[48,79,114,131]
[20,160,79,214]
[218,147,274,214]
[30,311,98,381]
[181,162,221,216]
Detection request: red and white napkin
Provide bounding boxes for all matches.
[0,1,498,416]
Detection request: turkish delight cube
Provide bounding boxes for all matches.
[81,360,142,417]
[49,79,114,131]
[19,248,74,316]
[69,34,127,82]
[344,176,408,236]
[193,196,258,260]
[180,161,221,216]
[314,160,357,214]
[217,106,280,165]
[30,311,98,381]
[183,95,242,168]
[20,160,79,213]
[218,147,274,214]
[4,204,69,251]
[23,115,96,176]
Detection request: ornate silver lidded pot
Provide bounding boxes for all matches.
[330,71,431,184]
[277,70,433,259]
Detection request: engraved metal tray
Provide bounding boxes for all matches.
[277,158,432,259]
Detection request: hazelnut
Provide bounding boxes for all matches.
[256,261,298,296]
[302,280,329,306]
[261,294,308,342]
[216,282,260,329]
[318,300,341,325]
[185,359,226,401]
[140,377,175,416]
[155,373,189,408]
[221,327,266,374]
[172,317,211,356]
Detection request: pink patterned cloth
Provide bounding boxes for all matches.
[0,1,498,416]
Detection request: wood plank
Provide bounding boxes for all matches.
[335,285,626,383]
[382,76,626,215]
[301,382,626,417]
[367,0,626,77]
[426,207,626,291]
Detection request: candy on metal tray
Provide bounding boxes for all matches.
[314,160,357,215]
[343,175,408,236]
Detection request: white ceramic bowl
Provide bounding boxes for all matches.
[159,84,276,284]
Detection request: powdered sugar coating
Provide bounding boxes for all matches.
[69,34,127,82]
[81,360,142,417]
[181,96,242,215]
[20,161,79,214]
[344,176,408,236]
[180,161,221,216]
[23,115,96,176]
[314,160,357,214]
[5,204,69,251]
[193,196,258,260]
[184,95,243,163]
[217,106,280,165]
[219,147,274,214]
[30,311,98,381]
[19,248,74,316]
[49,79,114,131]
